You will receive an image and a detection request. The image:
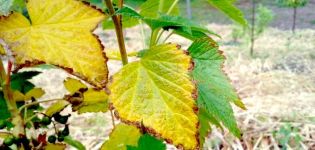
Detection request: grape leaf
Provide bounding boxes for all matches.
[109,44,199,149]
[188,37,245,137]
[101,124,141,150]
[127,134,166,150]
[0,0,108,88]
[206,0,247,26]
[45,100,70,117]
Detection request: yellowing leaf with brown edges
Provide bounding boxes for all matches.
[109,44,199,149]
[101,123,141,150]
[64,78,108,114]
[0,0,108,87]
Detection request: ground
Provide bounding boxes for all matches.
[26,0,315,149]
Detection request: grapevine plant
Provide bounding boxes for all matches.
[0,0,247,149]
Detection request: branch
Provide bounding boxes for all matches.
[104,0,128,65]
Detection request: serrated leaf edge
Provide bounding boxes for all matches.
[110,44,200,150]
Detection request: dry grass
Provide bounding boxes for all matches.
[26,24,315,150]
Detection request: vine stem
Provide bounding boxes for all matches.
[104,0,128,65]
[110,109,115,128]
[0,60,25,137]
[18,98,60,113]
[162,31,174,43]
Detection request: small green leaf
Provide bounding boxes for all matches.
[64,136,86,150]
[188,37,245,137]
[206,0,247,26]
[10,71,41,94]
[101,124,141,150]
[127,134,166,150]
[0,93,11,121]
[11,0,26,13]
[115,7,219,40]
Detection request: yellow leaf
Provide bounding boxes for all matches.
[109,44,199,149]
[0,45,5,55]
[44,143,66,150]
[13,90,25,102]
[64,77,88,94]
[13,88,45,102]
[101,124,141,150]
[25,88,45,100]
[0,0,108,87]
[45,100,70,117]
[75,88,109,114]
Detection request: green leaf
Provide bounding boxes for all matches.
[81,0,104,9]
[64,136,86,150]
[206,0,247,26]
[11,0,26,13]
[101,124,141,150]
[0,0,26,16]
[0,93,11,121]
[127,134,166,150]
[103,6,140,30]
[199,108,211,146]
[10,71,41,94]
[188,37,245,137]
[109,44,199,149]
[198,108,222,146]
[115,7,219,40]
[276,0,308,7]
[139,0,179,18]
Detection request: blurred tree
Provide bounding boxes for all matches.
[276,0,309,33]
[186,0,192,19]
[232,3,274,56]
